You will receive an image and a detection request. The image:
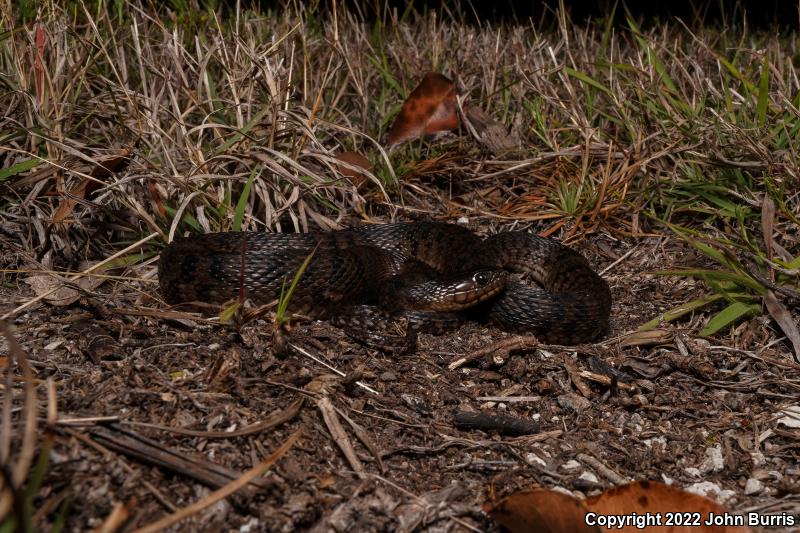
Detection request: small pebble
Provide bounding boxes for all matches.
[744,478,763,495]
[44,340,63,351]
[239,518,260,533]
[699,445,725,473]
[550,486,577,498]
[751,452,766,467]
[525,453,547,467]
[686,481,736,503]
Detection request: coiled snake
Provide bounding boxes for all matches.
[158,222,612,344]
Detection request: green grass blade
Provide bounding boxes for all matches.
[715,53,757,94]
[219,302,240,323]
[18,434,54,533]
[50,495,72,533]
[565,67,613,98]
[700,301,760,336]
[638,293,723,330]
[0,29,18,42]
[24,439,53,500]
[0,158,44,181]
[692,241,730,265]
[163,204,202,232]
[599,0,618,56]
[212,104,271,156]
[205,69,224,122]
[654,268,764,294]
[232,169,258,232]
[275,245,317,326]
[104,251,157,269]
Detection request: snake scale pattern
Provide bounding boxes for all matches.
[158,222,612,344]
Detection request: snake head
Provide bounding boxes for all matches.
[444,269,508,309]
[388,269,508,312]
[472,270,503,287]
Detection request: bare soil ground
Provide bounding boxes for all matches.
[4,226,799,532]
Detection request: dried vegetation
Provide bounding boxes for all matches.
[1,1,800,531]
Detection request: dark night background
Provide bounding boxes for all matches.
[205,0,800,29]
[320,0,799,29]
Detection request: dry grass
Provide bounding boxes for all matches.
[2,2,797,237]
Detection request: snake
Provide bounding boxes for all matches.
[158,222,612,344]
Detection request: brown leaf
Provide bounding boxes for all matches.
[335,151,373,188]
[764,290,800,363]
[486,481,753,533]
[24,270,106,306]
[90,145,136,180]
[484,488,600,533]
[147,178,168,219]
[386,72,459,147]
[463,104,521,156]
[51,178,93,226]
[586,480,752,532]
[52,144,136,225]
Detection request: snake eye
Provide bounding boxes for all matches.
[473,271,490,285]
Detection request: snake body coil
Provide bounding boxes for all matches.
[158,222,612,344]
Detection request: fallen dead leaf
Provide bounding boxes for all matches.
[147,178,168,219]
[619,329,673,347]
[386,72,459,147]
[23,270,107,307]
[764,290,800,362]
[52,143,137,226]
[335,150,373,188]
[485,480,753,533]
[485,488,599,533]
[587,481,752,532]
[317,475,336,489]
[776,405,800,428]
[462,103,521,156]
